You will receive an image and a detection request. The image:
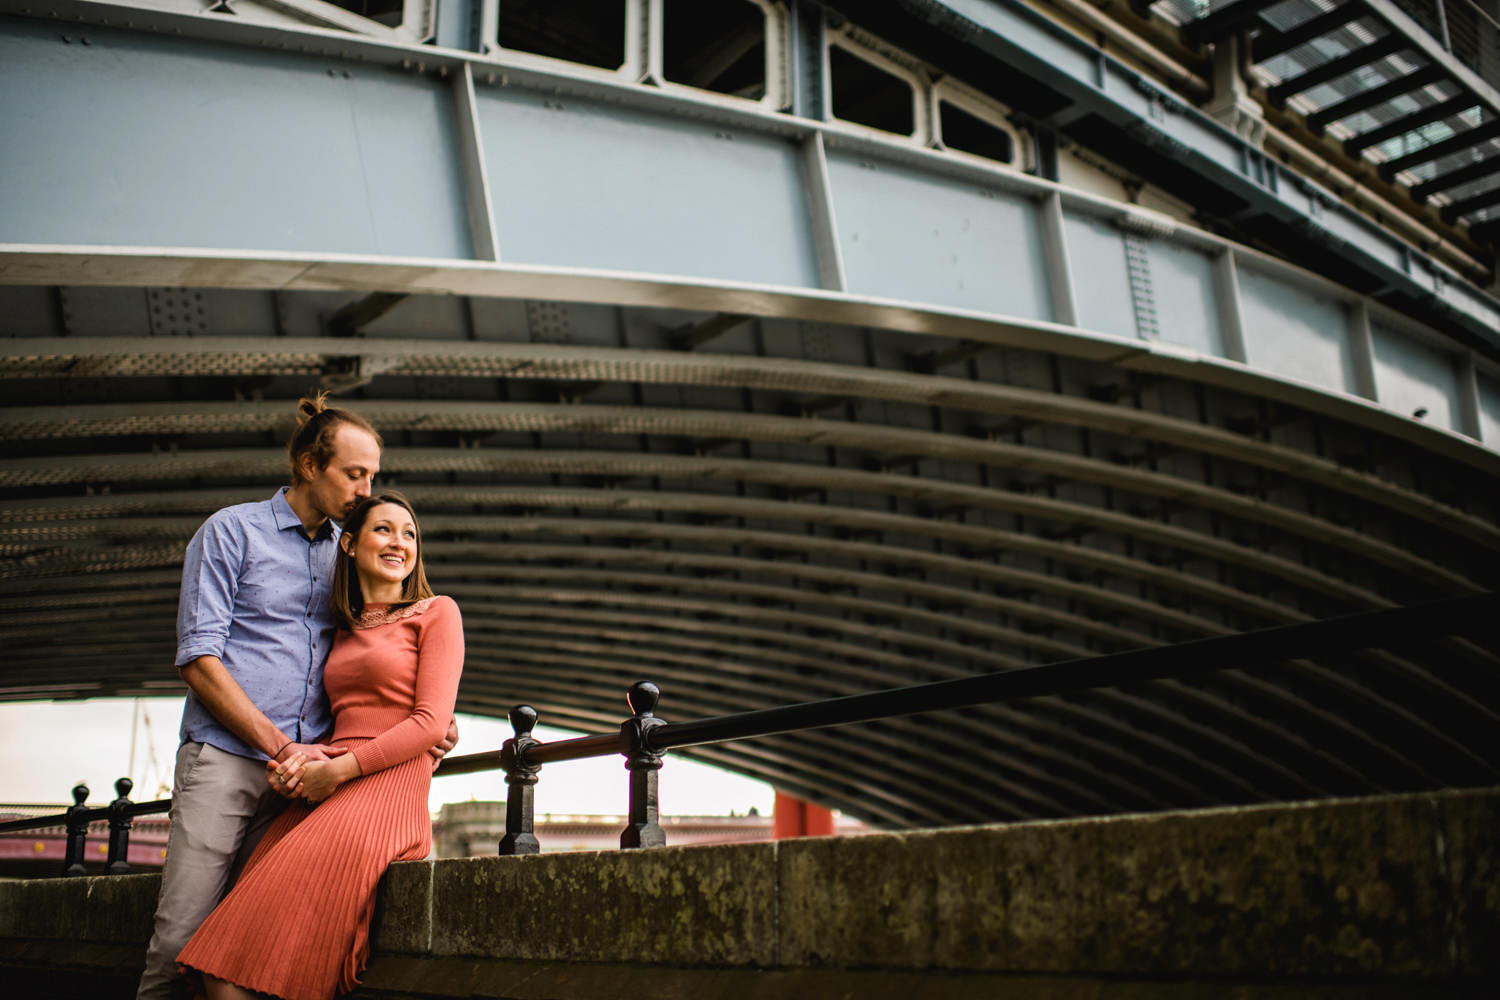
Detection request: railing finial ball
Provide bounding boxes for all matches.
[508,704,538,738]
[115,776,134,798]
[626,680,660,718]
[72,783,89,806]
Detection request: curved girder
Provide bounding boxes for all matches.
[5,339,1494,546]
[5,398,1488,592]
[0,536,1488,740]
[0,486,1303,626]
[471,605,1488,785]
[436,545,1149,648]
[464,658,1268,820]
[456,693,937,829]
[0,598,1362,815]
[0,447,1410,607]
[479,653,1087,820]
[462,661,1178,823]
[0,554,1482,797]
[465,628,1349,807]
[459,622,1174,810]
[464,632,1198,812]
[430,521,1224,636]
[492,673,1003,825]
[0,600,1466,799]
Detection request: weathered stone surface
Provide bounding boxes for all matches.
[930,818,1100,971]
[353,954,1493,999]
[425,842,778,966]
[0,941,148,999]
[81,872,160,943]
[3,787,1495,996]
[0,871,159,943]
[778,818,1101,970]
[1441,789,1500,975]
[1093,793,1453,976]
[2,875,90,940]
[778,831,934,967]
[370,855,433,955]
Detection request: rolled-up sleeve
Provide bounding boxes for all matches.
[176,514,245,667]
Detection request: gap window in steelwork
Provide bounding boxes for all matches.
[829,44,916,136]
[499,0,628,71]
[663,0,768,100]
[937,100,1015,165]
[323,0,404,26]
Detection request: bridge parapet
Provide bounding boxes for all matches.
[2,787,1494,997]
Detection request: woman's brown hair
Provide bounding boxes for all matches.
[331,491,434,629]
[287,389,383,486]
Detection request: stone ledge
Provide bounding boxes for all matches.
[1,786,1494,995]
[367,787,1497,978]
[349,955,1494,1000]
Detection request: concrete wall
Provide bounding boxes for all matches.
[1,788,1495,998]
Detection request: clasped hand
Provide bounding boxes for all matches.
[266,743,349,802]
[267,720,457,799]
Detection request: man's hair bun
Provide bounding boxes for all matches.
[285,388,381,485]
[296,390,331,425]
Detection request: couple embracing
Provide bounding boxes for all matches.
[137,393,464,1000]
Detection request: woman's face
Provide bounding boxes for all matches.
[346,501,418,601]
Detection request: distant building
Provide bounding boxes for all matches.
[2,798,863,877]
[0,806,170,879]
[433,801,866,855]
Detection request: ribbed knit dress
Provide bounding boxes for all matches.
[177,595,464,1000]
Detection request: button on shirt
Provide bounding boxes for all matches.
[176,488,339,761]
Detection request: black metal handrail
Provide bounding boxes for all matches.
[0,778,170,876]
[483,589,1498,854]
[6,591,1493,871]
[646,588,1499,751]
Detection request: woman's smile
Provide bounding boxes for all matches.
[348,502,418,602]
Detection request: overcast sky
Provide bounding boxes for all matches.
[0,697,774,818]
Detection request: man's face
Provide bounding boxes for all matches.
[303,424,381,524]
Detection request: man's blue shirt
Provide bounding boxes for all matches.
[176,488,339,761]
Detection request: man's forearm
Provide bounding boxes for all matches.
[178,655,288,759]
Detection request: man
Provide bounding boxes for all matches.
[137,393,456,1000]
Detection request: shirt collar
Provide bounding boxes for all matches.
[271,487,338,541]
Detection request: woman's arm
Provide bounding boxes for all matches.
[273,598,464,801]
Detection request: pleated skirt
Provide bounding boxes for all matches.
[177,739,433,1000]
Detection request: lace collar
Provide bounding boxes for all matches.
[355,597,437,630]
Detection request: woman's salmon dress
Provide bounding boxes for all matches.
[177,596,464,1000]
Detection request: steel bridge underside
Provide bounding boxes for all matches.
[2,1,1500,828]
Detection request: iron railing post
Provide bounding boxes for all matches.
[498,705,541,856]
[63,783,90,877]
[620,681,667,849]
[106,777,134,875]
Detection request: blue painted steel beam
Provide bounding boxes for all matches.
[852,0,1500,354]
[1,0,1498,434]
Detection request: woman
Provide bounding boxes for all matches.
[177,491,464,1000]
